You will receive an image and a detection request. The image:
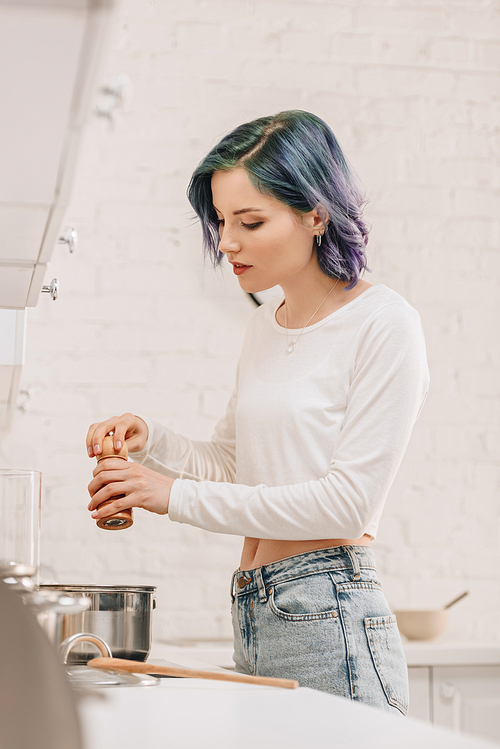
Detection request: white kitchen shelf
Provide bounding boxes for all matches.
[404,640,500,667]
[154,638,500,671]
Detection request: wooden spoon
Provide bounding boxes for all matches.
[443,591,469,609]
[95,435,133,530]
[88,657,299,689]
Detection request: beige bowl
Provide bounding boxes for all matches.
[394,609,450,641]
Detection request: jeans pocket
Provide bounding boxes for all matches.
[364,615,409,715]
[268,573,339,622]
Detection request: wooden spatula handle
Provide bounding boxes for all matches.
[95,435,133,530]
[88,657,299,689]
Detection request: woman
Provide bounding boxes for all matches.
[87,110,429,714]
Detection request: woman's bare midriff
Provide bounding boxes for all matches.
[240,536,372,570]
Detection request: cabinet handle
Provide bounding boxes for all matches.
[95,73,130,121]
[58,228,77,253]
[440,682,457,700]
[41,278,59,301]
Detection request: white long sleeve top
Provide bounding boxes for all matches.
[131,284,429,540]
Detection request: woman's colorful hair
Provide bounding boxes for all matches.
[187,110,370,288]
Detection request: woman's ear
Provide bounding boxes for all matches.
[302,205,329,227]
[315,203,330,227]
[306,204,329,238]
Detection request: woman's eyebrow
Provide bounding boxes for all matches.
[213,205,265,216]
[233,207,265,215]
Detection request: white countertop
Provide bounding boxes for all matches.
[79,676,500,749]
[78,644,500,749]
[151,639,500,669]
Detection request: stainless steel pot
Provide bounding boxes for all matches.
[39,585,157,664]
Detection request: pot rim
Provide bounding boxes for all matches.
[39,584,157,593]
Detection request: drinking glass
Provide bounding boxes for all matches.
[0,469,41,578]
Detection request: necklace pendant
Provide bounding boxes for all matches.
[286,342,296,354]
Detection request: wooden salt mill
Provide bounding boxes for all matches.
[95,435,133,530]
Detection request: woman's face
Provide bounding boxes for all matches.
[211,168,322,294]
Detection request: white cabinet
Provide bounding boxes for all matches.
[0,0,118,428]
[433,666,500,744]
[0,0,116,310]
[407,645,500,745]
[408,666,432,722]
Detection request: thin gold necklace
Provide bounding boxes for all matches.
[284,278,340,354]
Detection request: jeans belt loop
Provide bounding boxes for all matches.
[344,545,361,581]
[255,567,268,602]
[230,569,239,603]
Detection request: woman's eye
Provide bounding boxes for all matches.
[215,219,261,231]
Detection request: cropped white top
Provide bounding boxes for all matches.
[131,284,429,540]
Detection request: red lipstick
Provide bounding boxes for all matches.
[232,264,252,276]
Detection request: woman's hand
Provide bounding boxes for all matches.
[86,413,149,457]
[87,460,175,519]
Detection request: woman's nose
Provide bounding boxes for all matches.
[218,226,240,255]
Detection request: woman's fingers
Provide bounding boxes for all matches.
[92,457,126,479]
[90,493,128,519]
[86,413,149,457]
[88,469,127,508]
[86,423,101,457]
[111,418,129,451]
[87,462,173,517]
[86,416,121,456]
[113,414,149,453]
[88,463,143,511]
[89,485,126,516]
[107,412,137,451]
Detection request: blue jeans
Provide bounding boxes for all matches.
[230,546,408,715]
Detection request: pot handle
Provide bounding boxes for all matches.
[59,633,112,665]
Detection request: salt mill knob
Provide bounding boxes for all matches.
[95,435,133,530]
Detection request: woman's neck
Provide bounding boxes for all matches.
[277,276,373,329]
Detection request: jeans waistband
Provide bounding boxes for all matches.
[230,545,376,603]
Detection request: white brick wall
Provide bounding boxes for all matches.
[1,0,499,645]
